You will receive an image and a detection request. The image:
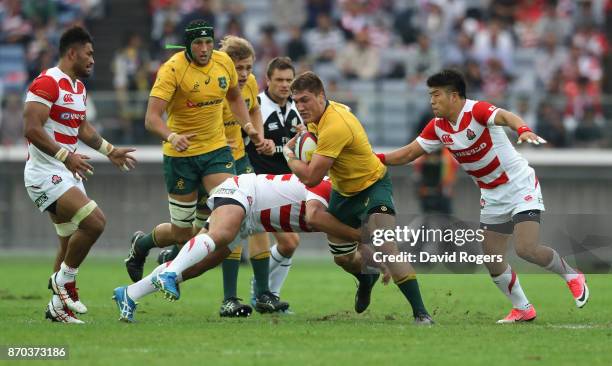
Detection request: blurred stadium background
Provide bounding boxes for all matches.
[1,0,612,254]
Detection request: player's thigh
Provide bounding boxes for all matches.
[512,212,542,254]
[53,186,105,231]
[248,232,270,256]
[481,228,512,256]
[208,204,246,246]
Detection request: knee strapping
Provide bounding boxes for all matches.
[54,200,98,237]
[193,211,210,230]
[328,240,358,257]
[169,197,197,228]
[54,222,78,237]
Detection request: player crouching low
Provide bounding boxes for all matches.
[112,174,376,322]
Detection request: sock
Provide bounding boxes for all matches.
[127,263,168,301]
[222,247,242,300]
[164,234,215,275]
[544,249,578,281]
[251,251,270,297]
[396,275,428,317]
[269,244,292,296]
[492,265,531,310]
[56,262,78,285]
[136,231,158,255]
[351,272,372,285]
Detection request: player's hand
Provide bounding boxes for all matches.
[259,139,275,156]
[295,123,307,134]
[282,143,296,162]
[108,147,137,172]
[380,264,392,286]
[285,134,298,150]
[168,133,196,152]
[517,131,546,145]
[64,153,94,181]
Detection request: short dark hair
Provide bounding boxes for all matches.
[426,69,467,98]
[266,57,295,78]
[59,26,93,56]
[290,71,325,95]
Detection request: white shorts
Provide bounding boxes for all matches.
[479,168,545,225]
[24,168,86,212]
[206,174,258,250]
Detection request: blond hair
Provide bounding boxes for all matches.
[219,35,255,62]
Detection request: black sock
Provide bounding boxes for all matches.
[397,278,428,317]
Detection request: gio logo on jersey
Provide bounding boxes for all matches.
[218,76,227,89]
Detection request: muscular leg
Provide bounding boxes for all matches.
[162,204,245,277]
[127,191,198,282]
[47,187,104,315]
[53,187,105,268]
[513,220,580,282]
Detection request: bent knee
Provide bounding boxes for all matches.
[278,234,300,254]
[515,242,538,260]
[171,225,196,244]
[81,208,106,236]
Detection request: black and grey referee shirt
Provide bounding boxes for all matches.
[246,89,303,174]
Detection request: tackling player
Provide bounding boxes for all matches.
[23,26,136,323]
[112,174,378,322]
[284,72,433,324]
[124,20,265,284]
[377,69,588,323]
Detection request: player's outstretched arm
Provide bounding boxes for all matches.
[377,140,426,166]
[24,101,93,180]
[78,120,137,172]
[494,109,547,145]
[305,200,361,242]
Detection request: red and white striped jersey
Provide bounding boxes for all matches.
[416,99,531,189]
[249,174,331,233]
[24,66,87,170]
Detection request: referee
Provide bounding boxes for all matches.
[246,57,303,310]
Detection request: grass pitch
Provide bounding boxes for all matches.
[1,255,611,366]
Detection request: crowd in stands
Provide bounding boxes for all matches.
[2,0,612,148]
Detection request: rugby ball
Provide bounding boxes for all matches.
[294,132,318,162]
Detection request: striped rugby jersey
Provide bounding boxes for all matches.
[416,99,531,189]
[25,66,87,170]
